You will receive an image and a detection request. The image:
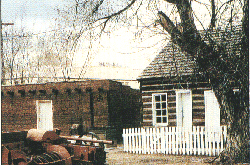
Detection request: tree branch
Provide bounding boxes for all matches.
[158,11,183,47]
[210,0,216,29]
[96,0,137,22]
[92,0,104,15]
[163,0,180,4]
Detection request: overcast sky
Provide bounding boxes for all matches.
[2,0,237,72]
[1,0,68,31]
[1,0,166,71]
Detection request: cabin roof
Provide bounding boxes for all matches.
[138,42,197,79]
[138,26,242,80]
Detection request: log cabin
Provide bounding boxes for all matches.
[137,41,223,130]
[137,26,242,132]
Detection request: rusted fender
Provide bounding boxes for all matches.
[46,145,72,165]
[26,129,60,142]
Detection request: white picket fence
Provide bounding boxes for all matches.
[123,126,227,156]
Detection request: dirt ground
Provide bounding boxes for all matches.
[105,144,217,165]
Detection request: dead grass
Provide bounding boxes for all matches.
[105,145,217,165]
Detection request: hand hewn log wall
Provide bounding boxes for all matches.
[139,78,224,127]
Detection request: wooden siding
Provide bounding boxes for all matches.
[140,81,213,127]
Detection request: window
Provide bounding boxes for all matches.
[152,93,168,126]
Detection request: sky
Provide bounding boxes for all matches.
[1,0,67,32]
[1,0,167,71]
[2,0,238,78]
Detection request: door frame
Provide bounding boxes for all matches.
[36,100,53,130]
[204,90,221,131]
[176,90,192,131]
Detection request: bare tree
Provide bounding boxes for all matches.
[2,27,32,85]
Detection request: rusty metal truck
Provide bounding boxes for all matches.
[2,129,113,165]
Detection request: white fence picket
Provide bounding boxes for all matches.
[201,127,205,155]
[123,126,226,156]
[128,128,131,152]
[138,128,141,154]
[124,128,128,152]
[153,128,156,153]
[146,128,149,154]
[160,127,164,153]
[197,126,200,155]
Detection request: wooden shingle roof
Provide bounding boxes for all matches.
[138,26,242,80]
[138,42,197,79]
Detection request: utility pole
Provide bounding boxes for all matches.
[1,0,14,85]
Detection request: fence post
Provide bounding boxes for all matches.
[166,127,169,154]
[168,127,171,154]
[213,127,216,156]
[156,127,160,153]
[176,127,179,154]
[197,126,200,155]
[205,127,208,156]
[188,129,192,155]
[153,127,156,153]
[217,126,221,155]
[142,127,145,154]
[182,127,184,155]
[123,128,127,152]
[207,127,211,156]
[160,127,163,154]
[134,128,137,153]
[180,127,183,155]
[128,128,131,153]
[173,127,175,155]
[138,127,141,154]
[146,127,149,154]
[183,127,186,155]
[176,127,179,155]
[150,127,153,154]
[194,126,197,155]
[170,127,173,154]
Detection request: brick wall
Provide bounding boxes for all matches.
[1,80,142,141]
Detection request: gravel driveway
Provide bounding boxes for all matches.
[105,145,217,165]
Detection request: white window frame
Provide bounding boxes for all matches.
[152,93,168,126]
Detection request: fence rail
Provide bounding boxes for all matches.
[123,126,227,156]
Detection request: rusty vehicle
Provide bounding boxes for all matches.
[2,128,113,165]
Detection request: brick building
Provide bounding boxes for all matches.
[1,80,142,142]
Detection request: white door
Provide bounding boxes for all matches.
[176,90,192,131]
[36,100,53,131]
[204,90,220,132]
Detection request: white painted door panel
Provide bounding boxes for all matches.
[37,100,53,131]
[205,90,220,132]
[176,90,192,131]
